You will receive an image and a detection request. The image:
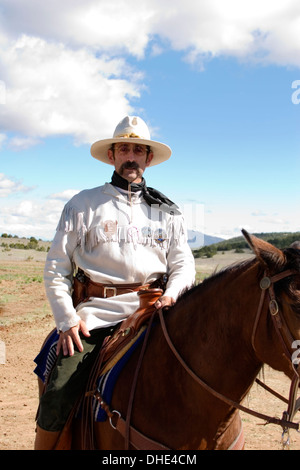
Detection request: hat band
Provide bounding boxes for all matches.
[115,133,145,139]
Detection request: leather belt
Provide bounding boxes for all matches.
[72,269,168,308]
[85,278,143,299]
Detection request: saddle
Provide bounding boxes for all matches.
[71,270,168,374]
[98,288,163,374]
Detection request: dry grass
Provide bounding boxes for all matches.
[1,248,300,450]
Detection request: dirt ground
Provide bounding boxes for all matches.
[1,249,300,450]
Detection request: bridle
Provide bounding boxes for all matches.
[250,268,300,447]
[251,269,298,360]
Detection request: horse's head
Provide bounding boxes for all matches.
[242,229,287,273]
[242,229,300,376]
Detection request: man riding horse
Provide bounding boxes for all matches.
[34,115,196,449]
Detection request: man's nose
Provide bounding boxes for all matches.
[127,147,136,160]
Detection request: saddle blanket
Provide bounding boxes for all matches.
[33,328,146,422]
[34,329,59,384]
[93,331,145,421]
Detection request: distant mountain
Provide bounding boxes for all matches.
[187,230,224,249]
[205,231,300,251]
[191,231,300,255]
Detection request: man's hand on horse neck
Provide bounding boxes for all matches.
[154,296,175,310]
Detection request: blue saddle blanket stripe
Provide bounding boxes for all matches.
[33,329,59,383]
[93,330,146,421]
[33,328,146,422]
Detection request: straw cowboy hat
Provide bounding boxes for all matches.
[90,116,172,166]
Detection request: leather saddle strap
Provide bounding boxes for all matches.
[125,310,156,449]
[117,416,170,450]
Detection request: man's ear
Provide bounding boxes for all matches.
[108,149,115,164]
[146,152,154,167]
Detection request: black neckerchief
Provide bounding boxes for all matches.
[110,171,180,215]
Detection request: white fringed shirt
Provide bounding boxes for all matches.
[44,183,195,332]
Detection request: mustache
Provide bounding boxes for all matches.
[120,161,140,170]
[119,161,143,177]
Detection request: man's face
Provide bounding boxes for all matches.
[108,142,153,183]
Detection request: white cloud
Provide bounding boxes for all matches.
[1,1,300,64]
[8,136,41,150]
[0,197,64,239]
[0,188,82,239]
[2,0,300,65]
[0,35,142,147]
[0,0,153,57]
[50,190,80,202]
[0,0,300,149]
[0,173,34,197]
[152,0,300,67]
[11,200,35,217]
[203,204,299,240]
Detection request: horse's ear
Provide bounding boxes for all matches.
[241,229,286,271]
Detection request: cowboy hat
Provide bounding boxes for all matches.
[90,116,171,166]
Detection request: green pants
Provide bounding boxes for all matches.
[37,326,115,432]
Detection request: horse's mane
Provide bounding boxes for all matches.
[176,247,300,308]
[281,248,300,315]
[176,256,257,306]
[284,247,300,272]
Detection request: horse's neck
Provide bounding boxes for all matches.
[168,261,262,400]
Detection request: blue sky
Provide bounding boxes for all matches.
[0,1,299,241]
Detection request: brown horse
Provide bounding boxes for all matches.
[39,230,300,450]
